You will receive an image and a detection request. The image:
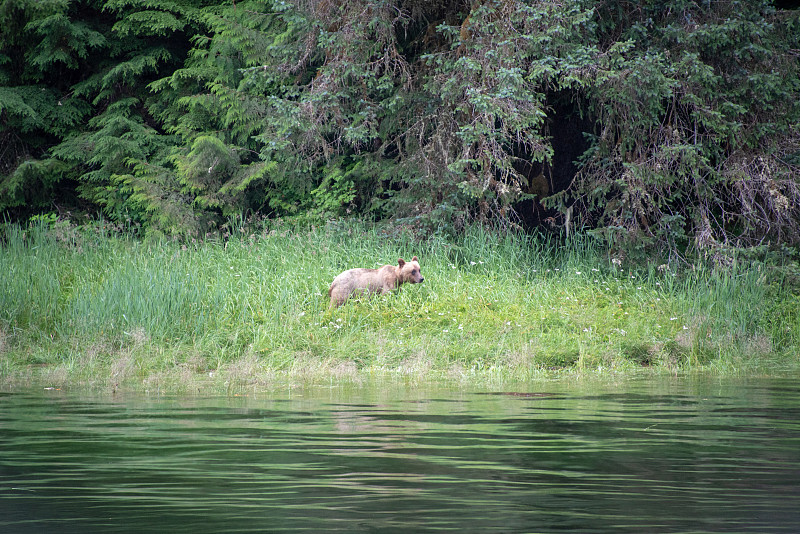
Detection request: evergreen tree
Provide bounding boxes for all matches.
[560,0,800,252]
[1,0,798,251]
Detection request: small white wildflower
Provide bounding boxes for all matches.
[443,329,449,333]
[506,321,511,326]
[299,311,305,317]
[470,261,477,265]
[683,325,689,330]
[576,271,582,275]
[467,296,473,300]
[438,312,444,316]
[670,317,678,321]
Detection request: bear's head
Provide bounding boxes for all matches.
[397,256,424,284]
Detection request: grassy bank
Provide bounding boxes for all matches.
[1,220,798,392]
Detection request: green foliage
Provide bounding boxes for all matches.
[0,0,797,251]
[0,0,194,226]
[0,158,67,211]
[2,221,798,387]
[555,0,800,252]
[0,86,44,130]
[25,10,106,70]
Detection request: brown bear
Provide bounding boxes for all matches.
[328,256,424,308]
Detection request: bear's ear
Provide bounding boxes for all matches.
[398,258,405,267]
[412,256,418,262]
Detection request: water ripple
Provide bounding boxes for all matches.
[2,379,800,532]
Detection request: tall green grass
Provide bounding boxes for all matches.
[1,219,797,390]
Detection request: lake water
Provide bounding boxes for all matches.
[2,378,799,533]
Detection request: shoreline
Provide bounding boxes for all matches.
[3,350,798,395]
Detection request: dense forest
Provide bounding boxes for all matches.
[1,0,799,254]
